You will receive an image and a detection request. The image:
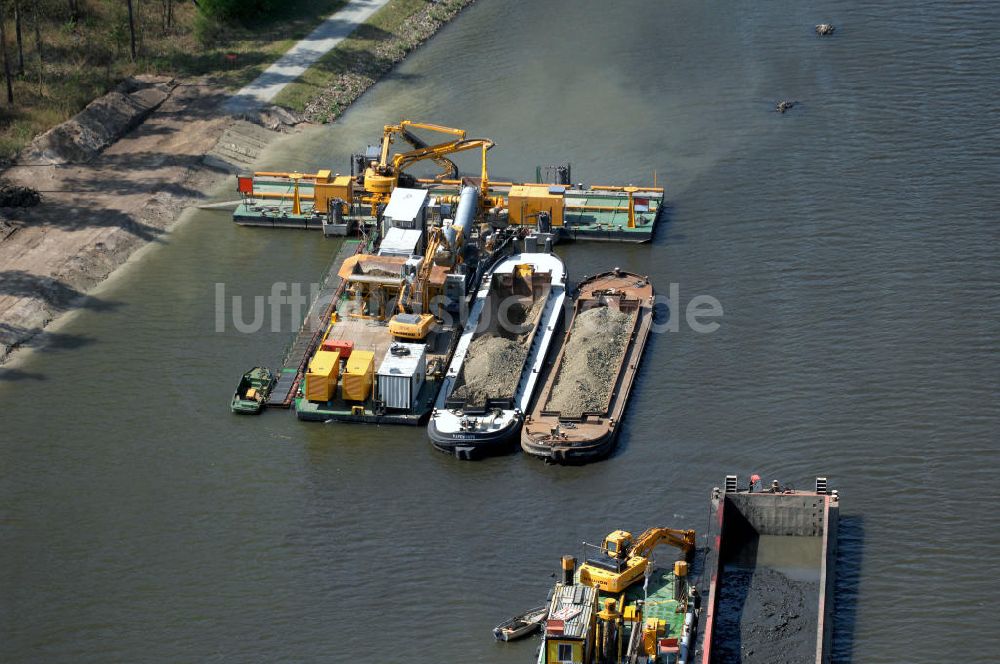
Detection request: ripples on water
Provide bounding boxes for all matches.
[1,0,998,662]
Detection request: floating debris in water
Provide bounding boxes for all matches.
[815,23,835,36]
[776,100,798,114]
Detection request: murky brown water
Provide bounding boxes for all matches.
[3,1,999,662]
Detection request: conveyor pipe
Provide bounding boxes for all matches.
[443,185,478,250]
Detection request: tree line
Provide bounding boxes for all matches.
[0,0,276,105]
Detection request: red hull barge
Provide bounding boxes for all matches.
[699,476,840,664]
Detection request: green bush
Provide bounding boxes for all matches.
[198,0,278,21]
[193,12,226,46]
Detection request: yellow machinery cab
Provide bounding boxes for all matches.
[578,527,695,594]
[603,530,633,558]
[388,312,435,340]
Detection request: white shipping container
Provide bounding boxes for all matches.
[382,188,428,230]
[377,227,423,257]
[377,343,427,410]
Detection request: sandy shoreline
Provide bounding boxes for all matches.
[0,79,290,366]
[0,0,476,368]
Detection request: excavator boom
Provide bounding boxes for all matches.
[363,121,493,208]
[398,126,461,180]
[630,527,696,559]
[376,121,467,171]
[578,525,696,594]
[392,138,494,181]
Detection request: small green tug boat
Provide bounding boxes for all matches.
[231,367,276,414]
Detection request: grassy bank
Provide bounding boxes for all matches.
[0,0,346,161]
[274,0,474,122]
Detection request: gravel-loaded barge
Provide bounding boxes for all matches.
[521,269,654,462]
[699,476,840,664]
[429,252,566,459]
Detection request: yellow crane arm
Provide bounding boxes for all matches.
[408,229,442,311]
[378,121,468,168]
[630,527,696,559]
[399,121,466,139]
[392,138,495,181]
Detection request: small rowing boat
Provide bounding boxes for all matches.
[493,605,548,641]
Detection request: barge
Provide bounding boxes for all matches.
[534,529,699,664]
[233,120,664,243]
[699,476,840,664]
[292,252,456,425]
[521,269,654,462]
[428,252,567,458]
[292,183,521,425]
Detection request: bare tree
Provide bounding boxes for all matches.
[0,2,14,103]
[32,1,42,89]
[32,2,42,65]
[67,0,79,22]
[14,0,24,76]
[126,0,137,61]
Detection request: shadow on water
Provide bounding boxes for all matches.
[0,272,121,313]
[607,310,667,462]
[0,367,46,382]
[0,323,98,381]
[0,272,110,379]
[651,201,682,246]
[832,514,864,664]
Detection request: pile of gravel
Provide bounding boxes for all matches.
[25,76,174,164]
[451,335,528,405]
[711,567,820,664]
[451,295,547,406]
[545,306,635,417]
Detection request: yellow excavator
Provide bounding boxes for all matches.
[578,527,696,594]
[362,120,495,210]
[387,227,443,340]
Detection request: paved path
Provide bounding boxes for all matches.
[225,0,391,114]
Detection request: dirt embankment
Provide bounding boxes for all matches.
[0,77,300,365]
[0,0,478,367]
[545,306,636,417]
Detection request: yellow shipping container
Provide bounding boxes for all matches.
[313,174,353,215]
[305,350,340,402]
[508,184,565,227]
[342,350,375,402]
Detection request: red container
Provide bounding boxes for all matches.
[237,175,254,195]
[321,339,354,358]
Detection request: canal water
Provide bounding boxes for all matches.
[2,0,998,661]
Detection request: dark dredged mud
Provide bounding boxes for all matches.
[712,567,819,664]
